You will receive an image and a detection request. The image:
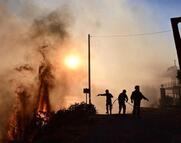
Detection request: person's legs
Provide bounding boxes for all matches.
[110,104,112,115]
[137,103,141,117]
[106,104,108,114]
[133,102,141,117]
[119,103,122,114]
[123,104,126,115]
[132,104,136,116]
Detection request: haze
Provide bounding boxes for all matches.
[0,0,180,118]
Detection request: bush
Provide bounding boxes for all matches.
[68,102,96,115]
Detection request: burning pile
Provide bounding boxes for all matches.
[35,46,54,126]
[7,46,55,142]
[0,6,73,143]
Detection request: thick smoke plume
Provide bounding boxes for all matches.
[31,11,69,40]
[0,2,86,142]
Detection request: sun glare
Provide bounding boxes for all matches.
[64,55,81,69]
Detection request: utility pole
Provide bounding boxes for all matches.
[88,34,91,104]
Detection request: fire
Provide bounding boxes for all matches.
[35,48,54,125]
[7,86,30,142]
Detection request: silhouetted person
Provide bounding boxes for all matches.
[97,89,113,114]
[131,85,149,117]
[118,89,128,115]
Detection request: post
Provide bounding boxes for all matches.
[171,17,181,69]
[83,88,89,104]
[88,34,91,104]
[86,93,87,104]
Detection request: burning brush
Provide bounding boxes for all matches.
[34,46,54,127]
[7,86,30,142]
[7,45,55,142]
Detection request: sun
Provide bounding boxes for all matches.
[64,55,81,69]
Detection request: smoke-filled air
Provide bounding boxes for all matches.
[0,0,180,142]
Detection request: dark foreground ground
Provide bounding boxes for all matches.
[35,108,181,143]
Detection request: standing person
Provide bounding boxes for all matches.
[131,85,149,117]
[118,89,128,115]
[97,89,113,114]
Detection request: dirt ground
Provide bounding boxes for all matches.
[35,108,181,143]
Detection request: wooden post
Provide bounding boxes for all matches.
[88,34,91,104]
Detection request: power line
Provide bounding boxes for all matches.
[91,29,172,38]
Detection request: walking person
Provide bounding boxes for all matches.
[131,85,149,118]
[118,89,128,115]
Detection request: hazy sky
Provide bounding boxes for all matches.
[0,0,181,114]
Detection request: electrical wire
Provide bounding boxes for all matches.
[91,29,172,38]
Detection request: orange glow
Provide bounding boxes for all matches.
[64,54,81,69]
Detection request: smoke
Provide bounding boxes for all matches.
[0,1,86,142]
[31,12,69,40]
[0,0,179,140]
[73,0,178,113]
